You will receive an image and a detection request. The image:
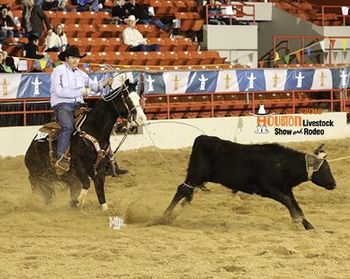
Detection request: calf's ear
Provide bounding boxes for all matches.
[314,143,327,159]
[313,143,325,155]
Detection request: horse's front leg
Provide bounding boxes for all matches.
[73,161,91,209]
[93,171,108,211]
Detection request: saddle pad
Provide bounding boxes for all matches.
[34,131,49,141]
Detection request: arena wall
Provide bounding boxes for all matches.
[0,112,349,157]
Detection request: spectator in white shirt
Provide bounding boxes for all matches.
[43,23,67,51]
[122,15,160,52]
[220,0,239,25]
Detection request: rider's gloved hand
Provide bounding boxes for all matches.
[102,77,114,88]
[80,86,91,97]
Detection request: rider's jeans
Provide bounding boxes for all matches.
[53,102,80,158]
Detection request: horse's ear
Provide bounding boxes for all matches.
[124,78,130,86]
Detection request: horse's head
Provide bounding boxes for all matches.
[103,78,147,127]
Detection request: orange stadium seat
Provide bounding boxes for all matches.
[83,52,96,63]
[108,38,128,52]
[153,52,166,65]
[147,38,172,51]
[174,51,191,65]
[162,51,178,65]
[191,19,205,32]
[150,0,171,15]
[46,11,74,25]
[141,52,159,66]
[114,51,139,66]
[137,24,160,37]
[62,23,96,37]
[91,37,110,52]
[96,24,124,38]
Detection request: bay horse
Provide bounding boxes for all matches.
[24,78,147,211]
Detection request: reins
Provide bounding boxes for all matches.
[78,77,138,170]
[113,129,129,154]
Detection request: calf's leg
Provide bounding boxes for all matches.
[266,189,314,230]
[164,183,194,216]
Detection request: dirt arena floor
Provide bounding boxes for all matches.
[0,138,349,279]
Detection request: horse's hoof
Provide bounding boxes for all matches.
[70,199,79,208]
[101,203,108,211]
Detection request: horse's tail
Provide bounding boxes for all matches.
[25,139,56,204]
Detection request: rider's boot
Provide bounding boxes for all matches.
[55,149,70,175]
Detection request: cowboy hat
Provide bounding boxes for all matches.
[58,45,86,61]
[0,4,10,11]
[124,15,138,23]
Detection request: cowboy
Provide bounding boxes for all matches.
[122,15,160,52]
[50,45,127,176]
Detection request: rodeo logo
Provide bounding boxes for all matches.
[250,105,275,134]
[251,105,334,136]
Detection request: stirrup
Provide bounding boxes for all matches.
[55,154,71,175]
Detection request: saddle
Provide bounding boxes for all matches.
[38,106,91,164]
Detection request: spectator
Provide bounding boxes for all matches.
[57,0,69,11]
[5,56,18,72]
[43,23,67,52]
[125,0,171,32]
[6,6,23,38]
[75,0,104,12]
[0,5,17,44]
[55,23,67,50]
[41,0,69,11]
[220,0,239,25]
[203,0,226,25]
[122,15,160,52]
[0,50,6,72]
[24,33,45,59]
[111,0,128,24]
[0,50,13,72]
[22,0,52,38]
[42,0,60,11]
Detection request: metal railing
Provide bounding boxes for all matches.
[143,89,347,119]
[0,92,348,126]
[205,3,255,25]
[321,5,350,26]
[272,35,350,66]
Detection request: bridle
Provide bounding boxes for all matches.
[75,79,141,173]
[102,80,139,125]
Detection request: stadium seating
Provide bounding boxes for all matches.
[1,0,349,126]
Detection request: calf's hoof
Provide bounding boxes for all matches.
[302,219,314,230]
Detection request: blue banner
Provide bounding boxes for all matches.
[1,67,350,99]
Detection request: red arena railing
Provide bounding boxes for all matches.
[1,89,348,126]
